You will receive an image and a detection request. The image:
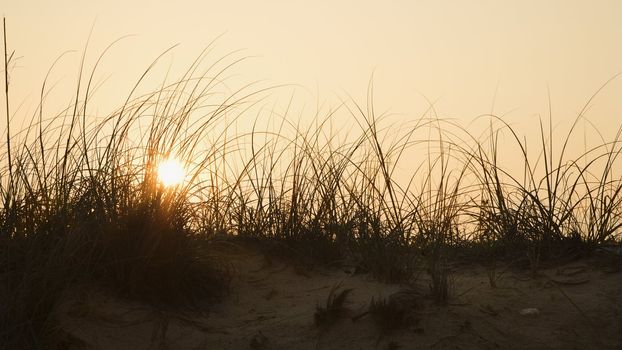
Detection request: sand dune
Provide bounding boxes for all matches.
[56,244,621,350]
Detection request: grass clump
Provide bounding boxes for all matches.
[351,287,423,343]
[314,283,353,329]
[368,290,422,332]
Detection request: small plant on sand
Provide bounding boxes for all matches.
[429,256,452,305]
[487,262,498,288]
[351,288,422,346]
[527,244,541,278]
[368,289,421,332]
[314,283,353,329]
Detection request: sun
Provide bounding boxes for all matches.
[157,158,186,187]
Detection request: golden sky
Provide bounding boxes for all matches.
[3,0,622,143]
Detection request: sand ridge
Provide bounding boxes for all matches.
[57,245,622,349]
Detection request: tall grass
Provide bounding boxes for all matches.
[459,108,622,263]
[0,28,250,348]
[1,24,621,348]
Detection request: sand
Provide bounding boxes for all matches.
[56,244,622,349]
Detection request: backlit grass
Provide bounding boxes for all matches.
[1,24,620,349]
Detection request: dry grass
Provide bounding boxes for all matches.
[1,21,621,348]
[314,283,353,329]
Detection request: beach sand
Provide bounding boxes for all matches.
[55,244,622,349]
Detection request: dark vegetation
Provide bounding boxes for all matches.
[314,283,353,329]
[1,23,621,348]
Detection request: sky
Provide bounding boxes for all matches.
[3,0,622,163]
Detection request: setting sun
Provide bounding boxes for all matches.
[157,158,186,187]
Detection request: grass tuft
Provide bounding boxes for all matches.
[314,283,353,329]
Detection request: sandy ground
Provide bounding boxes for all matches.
[56,244,622,350]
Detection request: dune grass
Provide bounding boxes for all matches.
[1,24,621,348]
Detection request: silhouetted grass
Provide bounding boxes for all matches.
[0,24,241,348]
[1,22,621,348]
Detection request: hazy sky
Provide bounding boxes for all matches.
[3,0,622,142]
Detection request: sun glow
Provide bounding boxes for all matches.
[157,158,186,187]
